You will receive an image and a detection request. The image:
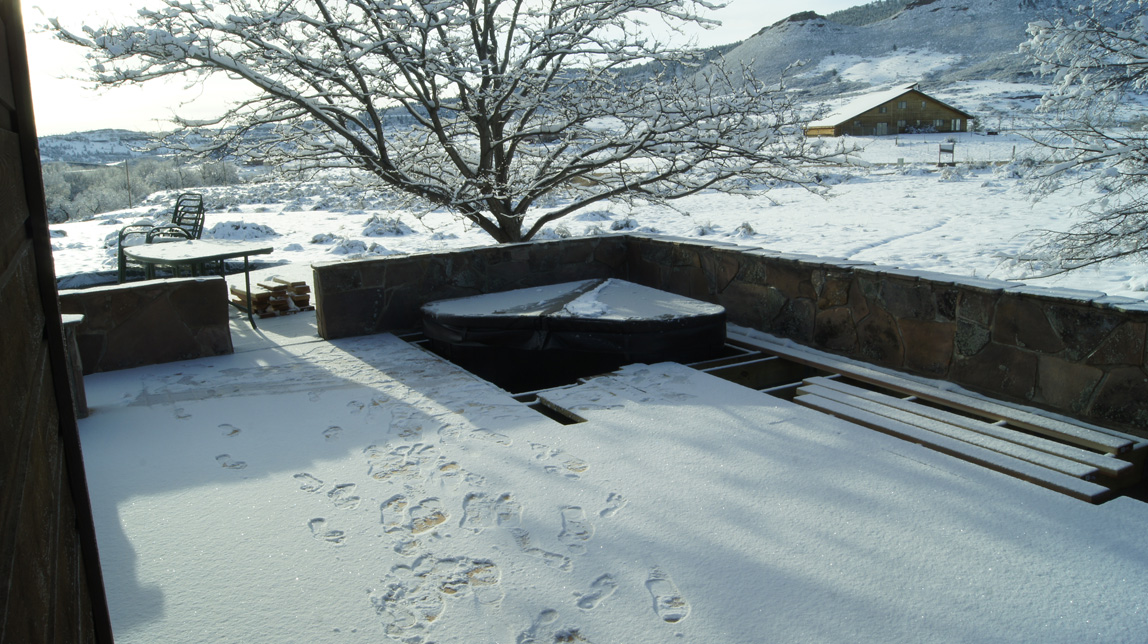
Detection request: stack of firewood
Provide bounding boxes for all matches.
[230,277,315,318]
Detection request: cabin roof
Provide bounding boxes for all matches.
[808,83,975,128]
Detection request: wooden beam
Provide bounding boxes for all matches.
[795,393,1113,504]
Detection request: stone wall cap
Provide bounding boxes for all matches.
[1104,299,1148,313]
[1008,284,1109,302]
[623,232,695,244]
[1092,295,1148,311]
[821,259,876,269]
[769,252,830,263]
[948,275,1018,293]
[59,275,223,296]
[865,266,927,282]
[744,248,784,257]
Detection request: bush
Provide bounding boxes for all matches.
[42,158,242,222]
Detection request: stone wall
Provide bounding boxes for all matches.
[626,236,1148,434]
[312,234,1148,433]
[59,276,234,374]
[313,236,628,338]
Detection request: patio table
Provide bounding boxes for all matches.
[122,239,274,328]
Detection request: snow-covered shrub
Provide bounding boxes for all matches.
[535,225,573,240]
[310,233,338,244]
[610,217,638,231]
[366,242,396,256]
[362,215,413,237]
[731,222,756,237]
[204,221,279,240]
[329,238,367,255]
[939,167,965,182]
[693,222,717,236]
[574,210,614,221]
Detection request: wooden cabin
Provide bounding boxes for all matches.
[806,83,974,137]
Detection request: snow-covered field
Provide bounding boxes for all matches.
[49,130,1148,301]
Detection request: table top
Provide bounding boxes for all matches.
[122,239,274,264]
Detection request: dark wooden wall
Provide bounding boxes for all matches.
[0,0,113,641]
[819,90,973,137]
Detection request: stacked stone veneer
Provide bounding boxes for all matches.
[313,236,628,338]
[313,234,1148,434]
[59,276,234,374]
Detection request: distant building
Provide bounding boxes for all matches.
[805,83,974,137]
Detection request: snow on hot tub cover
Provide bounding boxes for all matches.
[421,279,726,361]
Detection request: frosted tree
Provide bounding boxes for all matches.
[1021,0,1148,270]
[51,0,837,243]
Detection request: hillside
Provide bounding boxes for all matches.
[719,0,1062,98]
[37,128,167,165]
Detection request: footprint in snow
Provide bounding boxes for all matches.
[509,528,572,572]
[461,492,522,533]
[517,608,585,643]
[574,574,617,611]
[380,494,410,534]
[215,454,247,470]
[599,492,628,518]
[294,472,324,493]
[409,498,448,534]
[308,518,346,546]
[219,423,241,437]
[328,483,361,509]
[557,506,594,555]
[646,567,690,623]
[322,425,342,441]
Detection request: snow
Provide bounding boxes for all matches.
[422,279,725,321]
[46,130,1148,301]
[809,50,964,85]
[50,86,1148,643]
[77,326,1148,643]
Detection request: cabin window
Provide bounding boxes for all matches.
[952,119,962,131]
[897,120,906,128]
[921,101,927,109]
[854,120,862,127]
[898,101,907,109]
[934,119,944,128]
[879,106,887,114]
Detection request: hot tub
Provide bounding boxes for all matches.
[421,279,726,391]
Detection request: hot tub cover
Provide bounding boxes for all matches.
[421,278,726,362]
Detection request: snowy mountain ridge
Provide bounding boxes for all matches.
[723,0,1061,98]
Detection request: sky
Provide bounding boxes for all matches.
[21,0,864,136]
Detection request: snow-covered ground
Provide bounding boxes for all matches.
[49,131,1148,301]
[78,318,1148,643]
[59,120,1148,643]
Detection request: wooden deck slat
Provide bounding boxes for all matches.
[795,393,1113,503]
[802,377,1134,481]
[797,384,1102,481]
[730,333,1137,456]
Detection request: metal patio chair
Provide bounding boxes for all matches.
[117,193,206,282]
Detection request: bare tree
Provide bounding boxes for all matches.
[51,0,837,243]
[1021,0,1148,271]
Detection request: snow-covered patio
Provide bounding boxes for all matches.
[78,307,1148,643]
